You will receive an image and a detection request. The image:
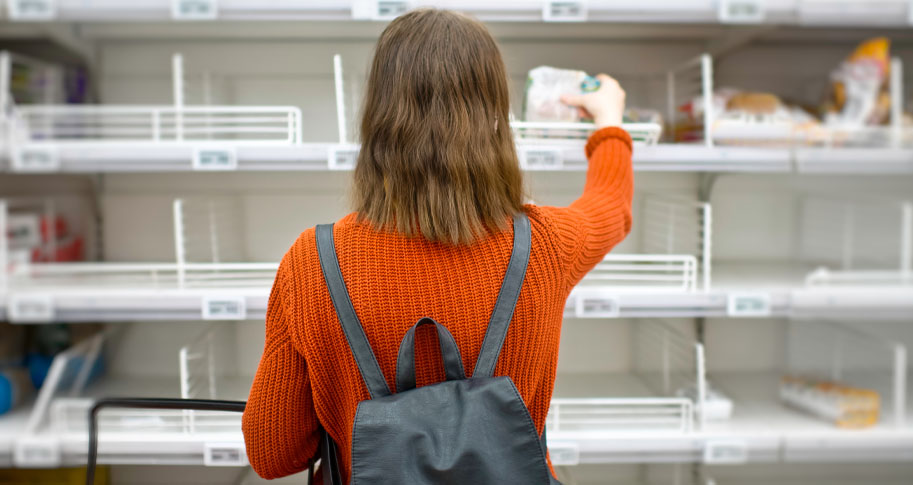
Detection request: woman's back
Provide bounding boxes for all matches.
[242,7,632,482]
[243,128,633,481]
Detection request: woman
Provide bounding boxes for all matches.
[243,8,631,482]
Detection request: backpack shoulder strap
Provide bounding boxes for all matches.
[473,212,531,378]
[315,224,391,398]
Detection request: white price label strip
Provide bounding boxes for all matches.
[726,292,771,317]
[520,147,564,170]
[543,0,587,22]
[718,0,765,24]
[8,294,55,323]
[12,146,59,172]
[204,442,248,466]
[192,146,237,170]
[202,296,247,320]
[575,294,620,318]
[328,145,359,170]
[7,0,56,20]
[703,439,748,464]
[172,0,218,20]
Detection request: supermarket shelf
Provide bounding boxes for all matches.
[3,0,910,27]
[10,371,913,467]
[3,263,912,322]
[5,142,913,174]
[795,148,913,175]
[707,372,913,463]
[715,262,913,320]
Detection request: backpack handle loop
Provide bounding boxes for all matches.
[396,317,466,393]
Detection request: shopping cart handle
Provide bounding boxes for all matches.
[86,397,246,485]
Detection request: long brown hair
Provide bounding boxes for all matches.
[353,9,524,245]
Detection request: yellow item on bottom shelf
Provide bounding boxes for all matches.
[0,466,109,485]
[779,375,880,429]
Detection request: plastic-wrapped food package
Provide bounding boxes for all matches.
[780,375,880,428]
[523,66,590,123]
[822,37,891,128]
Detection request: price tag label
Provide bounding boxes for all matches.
[8,293,55,323]
[575,294,620,318]
[726,292,771,317]
[718,0,765,24]
[703,439,748,464]
[547,441,580,466]
[519,147,564,170]
[7,0,56,20]
[14,438,61,467]
[11,145,59,172]
[375,0,410,19]
[202,295,247,320]
[328,145,359,170]
[543,0,587,22]
[204,442,248,466]
[172,0,218,20]
[192,146,237,170]
[352,0,410,20]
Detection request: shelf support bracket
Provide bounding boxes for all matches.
[698,173,719,203]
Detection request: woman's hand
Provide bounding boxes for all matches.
[560,74,626,129]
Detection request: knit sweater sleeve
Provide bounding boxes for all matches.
[538,126,634,289]
[243,253,320,479]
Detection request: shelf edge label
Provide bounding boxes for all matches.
[543,0,588,22]
[8,293,55,323]
[328,144,359,170]
[202,295,247,320]
[7,0,56,20]
[204,442,248,466]
[172,0,218,20]
[14,438,61,467]
[192,146,237,171]
[718,0,765,24]
[574,293,621,318]
[352,0,411,20]
[547,440,580,466]
[726,292,771,317]
[519,146,564,170]
[11,145,60,172]
[703,439,748,464]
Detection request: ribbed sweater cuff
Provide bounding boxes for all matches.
[585,126,633,159]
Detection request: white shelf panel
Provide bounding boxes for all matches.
[6,142,913,174]
[708,372,913,463]
[7,0,909,27]
[2,263,911,321]
[16,371,913,467]
[6,141,913,174]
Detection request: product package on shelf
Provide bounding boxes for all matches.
[680,37,907,148]
[5,210,83,269]
[519,65,662,143]
[779,375,880,428]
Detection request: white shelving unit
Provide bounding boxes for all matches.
[4,49,913,174]
[1,3,913,485]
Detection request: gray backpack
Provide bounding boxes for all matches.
[315,212,559,484]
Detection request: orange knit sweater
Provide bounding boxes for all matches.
[243,127,633,481]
